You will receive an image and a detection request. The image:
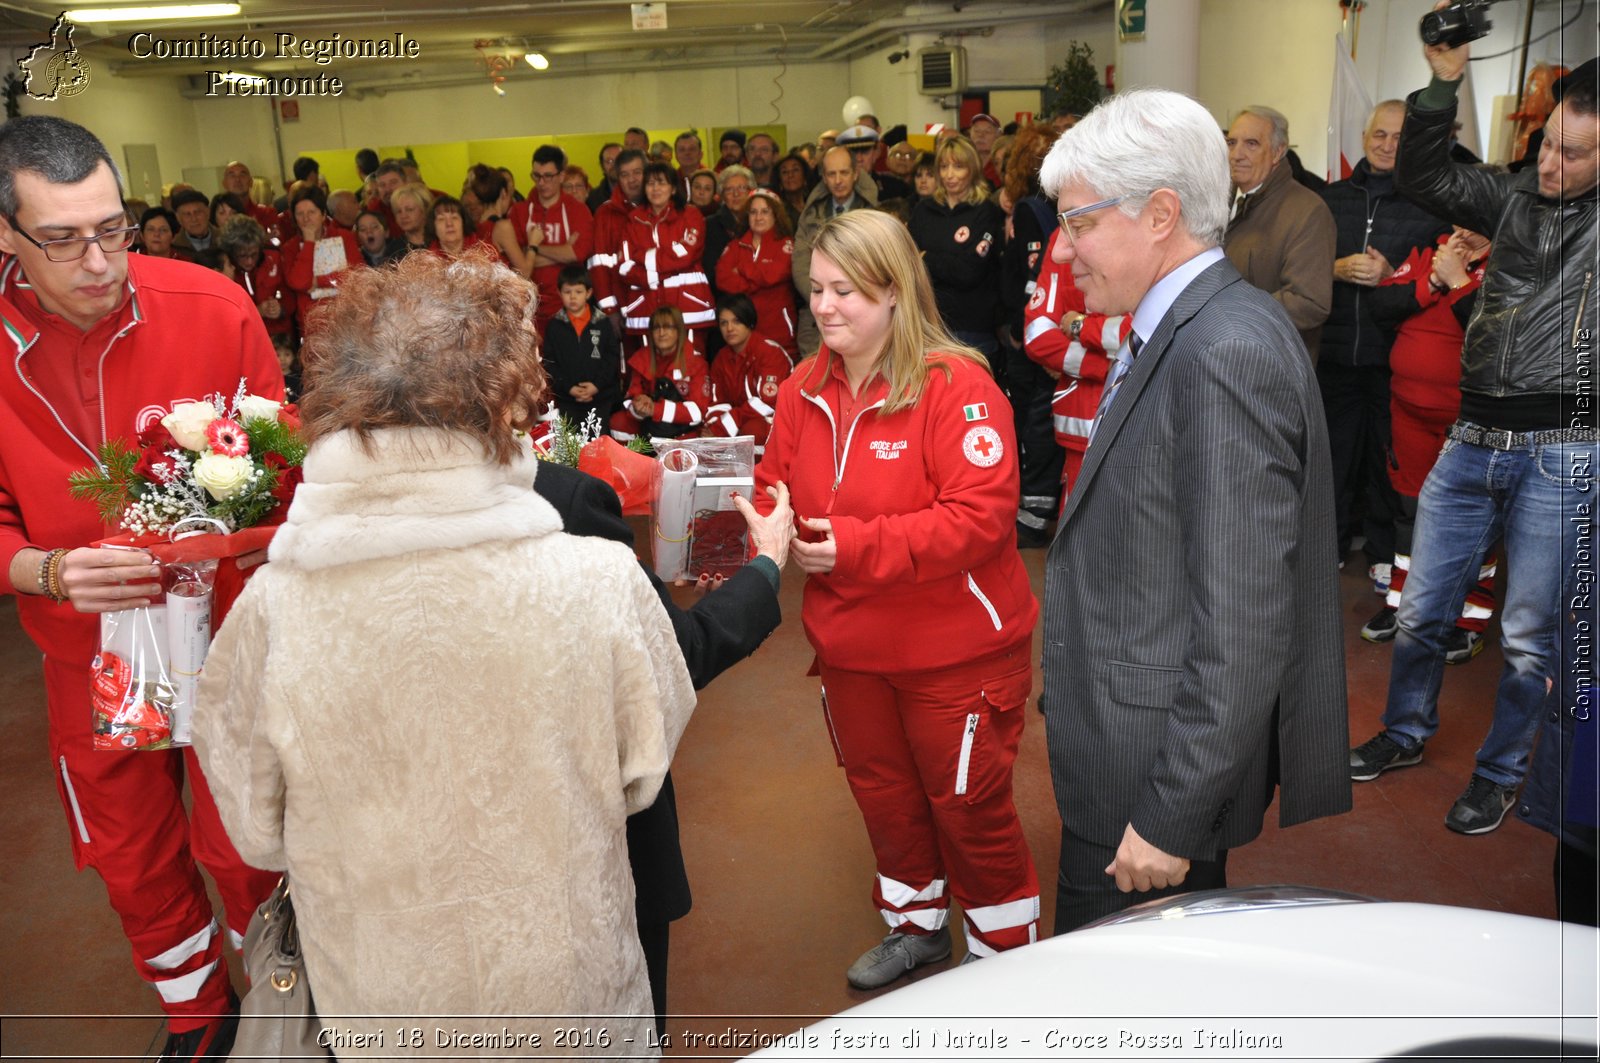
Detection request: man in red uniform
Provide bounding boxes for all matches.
[508,145,595,334]
[588,148,648,325]
[220,161,280,234]
[0,117,281,1062]
[361,159,408,238]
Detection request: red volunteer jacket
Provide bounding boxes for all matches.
[623,344,714,428]
[232,247,294,338]
[508,194,595,324]
[242,200,282,242]
[1023,229,1129,477]
[715,231,798,354]
[755,352,1037,674]
[587,187,636,315]
[1379,239,1486,417]
[281,225,361,335]
[706,330,792,442]
[615,202,715,336]
[0,254,283,662]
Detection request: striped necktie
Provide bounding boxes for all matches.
[1088,331,1143,443]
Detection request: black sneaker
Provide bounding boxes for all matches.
[1349,732,1423,781]
[1445,774,1517,834]
[1443,628,1485,665]
[1360,606,1398,643]
[158,1011,238,1062]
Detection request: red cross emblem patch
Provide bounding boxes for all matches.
[962,425,1003,467]
[953,225,971,244]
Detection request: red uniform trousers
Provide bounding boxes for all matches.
[817,638,1040,957]
[1387,396,1497,631]
[45,656,278,1031]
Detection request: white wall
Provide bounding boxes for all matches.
[846,6,1115,135]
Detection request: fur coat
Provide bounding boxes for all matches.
[193,427,695,1057]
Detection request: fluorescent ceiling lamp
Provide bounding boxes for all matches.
[64,4,241,21]
[523,51,548,70]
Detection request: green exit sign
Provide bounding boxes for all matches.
[1119,0,1147,41]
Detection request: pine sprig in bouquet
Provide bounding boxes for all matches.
[69,380,305,536]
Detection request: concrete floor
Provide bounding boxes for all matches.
[0,543,1556,1060]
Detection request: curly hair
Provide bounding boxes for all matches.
[217,215,268,260]
[299,252,546,465]
[1003,124,1059,205]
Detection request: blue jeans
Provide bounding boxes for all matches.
[1381,436,1596,787]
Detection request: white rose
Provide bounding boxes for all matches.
[161,401,221,451]
[192,453,256,500]
[236,395,282,424]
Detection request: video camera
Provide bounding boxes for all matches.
[1419,0,1498,49]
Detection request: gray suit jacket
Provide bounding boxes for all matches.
[1041,257,1351,860]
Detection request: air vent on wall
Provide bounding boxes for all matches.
[917,45,967,96]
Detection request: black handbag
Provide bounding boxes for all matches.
[232,877,330,1060]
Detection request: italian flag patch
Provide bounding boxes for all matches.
[963,403,988,422]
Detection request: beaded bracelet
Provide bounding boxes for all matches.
[38,547,69,604]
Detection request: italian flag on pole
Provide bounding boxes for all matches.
[963,403,988,422]
[1327,32,1372,182]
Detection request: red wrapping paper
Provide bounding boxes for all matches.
[576,436,662,516]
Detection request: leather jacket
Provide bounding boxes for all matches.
[1396,87,1597,401]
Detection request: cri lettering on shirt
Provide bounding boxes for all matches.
[871,439,908,460]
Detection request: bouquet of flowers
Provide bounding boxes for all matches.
[68,381,305,750]
[69,384,305,537]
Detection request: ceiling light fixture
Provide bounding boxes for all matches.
[523,51,549,70]
[64,3,241,21]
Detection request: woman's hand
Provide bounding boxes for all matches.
[259,297,282,320]
[631,395,655,418]
[58,547,163,612]
[734,482,796,569]
[1430,243,1471,291]
[790,515,837,575]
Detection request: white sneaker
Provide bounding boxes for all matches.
[1368,562,1392,594]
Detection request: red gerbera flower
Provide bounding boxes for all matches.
[205,417,250,457]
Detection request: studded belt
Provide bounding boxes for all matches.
[1448,421,1597,450]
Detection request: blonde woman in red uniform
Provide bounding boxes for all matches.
[755,209,1040,989]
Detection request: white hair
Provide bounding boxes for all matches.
[1234,105,1290,152]
[1039,87,1231,249]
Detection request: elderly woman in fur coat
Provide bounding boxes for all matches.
[193,250,695,1057]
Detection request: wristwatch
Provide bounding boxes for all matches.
[1068,316,1083,342]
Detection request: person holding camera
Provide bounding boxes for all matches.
[1348,11,1596,845]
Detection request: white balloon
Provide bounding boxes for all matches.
[842,95,875,126]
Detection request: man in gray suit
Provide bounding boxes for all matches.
[1037,88,1352,934]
